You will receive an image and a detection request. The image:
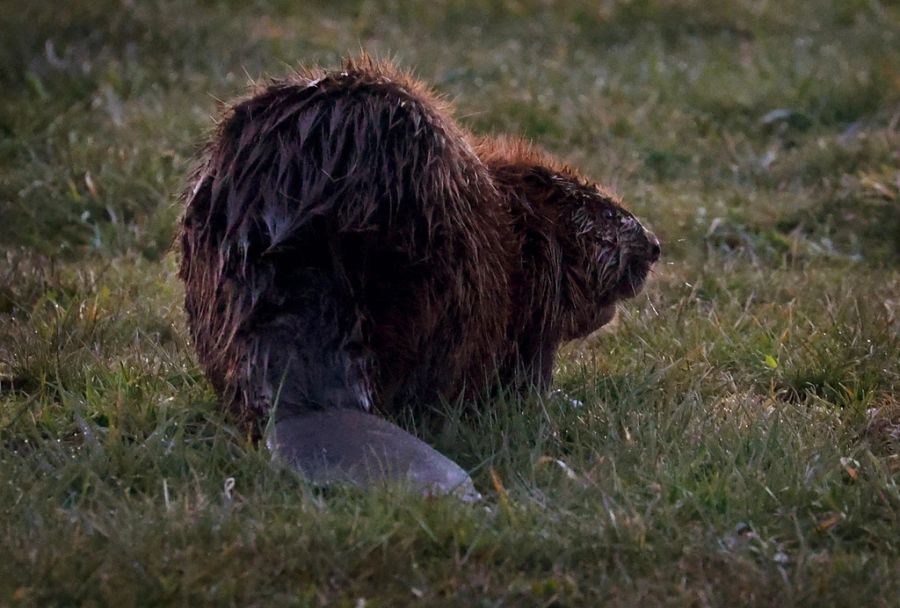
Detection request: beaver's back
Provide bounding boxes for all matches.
[179,58,513,423]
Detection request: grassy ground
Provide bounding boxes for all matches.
[1,0,899,605]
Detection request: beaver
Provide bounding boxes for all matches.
[178,57,660,499]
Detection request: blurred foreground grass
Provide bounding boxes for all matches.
[1,1,898,605]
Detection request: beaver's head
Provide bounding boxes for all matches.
[556,176,660,338]
[477,136,660,339]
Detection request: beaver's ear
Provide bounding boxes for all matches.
[525,165,557,188]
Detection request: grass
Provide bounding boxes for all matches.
[1,0,898,605]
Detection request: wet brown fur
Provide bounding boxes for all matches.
[178,56,657,429]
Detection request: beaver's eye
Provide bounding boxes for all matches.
[602,208,616,220]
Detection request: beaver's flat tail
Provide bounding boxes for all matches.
[267,409,481,501]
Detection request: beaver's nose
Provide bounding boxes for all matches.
[646,232,661,262]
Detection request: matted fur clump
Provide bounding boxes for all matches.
[178,56,660,432]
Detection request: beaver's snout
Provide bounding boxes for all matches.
[646,231,661,263]
[610,223,659,299]
[621,216,660,265]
